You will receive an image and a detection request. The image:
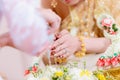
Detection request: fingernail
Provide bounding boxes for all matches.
[57,34,61,38]
[51,51,55,55]
[55,33,61,38]
[54,38,57,41]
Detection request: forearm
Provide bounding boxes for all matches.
[84,38,111,53]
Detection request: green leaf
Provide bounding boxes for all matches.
[114,28,118,32]
[29,67,32,71]
[100,56,105,59]
[34,63,39,66]
[112,24,116,28]
[114,53,118,57]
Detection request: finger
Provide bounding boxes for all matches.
[59,29,69,36]
[54,43,67,53]
[54,49,67,57]
[54,30,69,42]
[52,37,66,48]
[54,33,61,40]
[63,53,70,58]
[62,49,71,58]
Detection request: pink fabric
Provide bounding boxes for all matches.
[1,0,51,55]
[0,0,3,21]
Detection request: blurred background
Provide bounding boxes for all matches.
[0,16,33,80]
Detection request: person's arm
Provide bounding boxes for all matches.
[84,38,111,54]
[49,30,111,58]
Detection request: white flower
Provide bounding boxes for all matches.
[68,68,81,80]
[25,74,39,80]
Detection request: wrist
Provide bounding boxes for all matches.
[75,36,86,57]
[84,38,111,53]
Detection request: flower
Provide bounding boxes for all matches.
[32,66,37,72]
[111,57,118,66]
[25,70,30,75]
[109,30,116,35]
[96,74,106,80]
[54,71,63,77]
[97,58,105,67]
[104,58,111,67]
[68,67,81,79]
[102,18,113,27]
[80,70,92,77]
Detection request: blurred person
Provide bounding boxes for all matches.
[0,0,61,55]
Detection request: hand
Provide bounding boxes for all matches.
[40,9,61,34]
[51,29,81,58]
[0,32,15,48]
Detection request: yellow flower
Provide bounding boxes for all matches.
[55,71,63,77]
[80,70,91,77]
[97,74,106,80]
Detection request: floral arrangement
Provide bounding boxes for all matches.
[24,57,108,80]
[97,52,120,69]
[24,64,97,80]
[96,13,118,35]
[101,17,118,35]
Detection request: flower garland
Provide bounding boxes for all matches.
[97,52,120,68]
[24,63,42,78]
[96,13,120,69]
[96,13,118,35]
[101,18,118,35]
[24,61,104,80]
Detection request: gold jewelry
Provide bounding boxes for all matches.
[74,36,86,58]
[54,57,67,64]
[51,0,57,8]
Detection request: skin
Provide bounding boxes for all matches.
[50,0,111,59]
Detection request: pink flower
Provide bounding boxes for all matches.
[117,55,120,62]
[97,58,105,67]
[24,70,30,76]
[111,57,118,66]
[104,58,111,67]
[109,30,116,35]
[32,66,37,72]
[102,18,113,27]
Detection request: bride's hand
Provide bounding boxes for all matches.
[51,30,81,58]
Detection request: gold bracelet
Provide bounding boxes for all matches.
[75,36,86,58]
